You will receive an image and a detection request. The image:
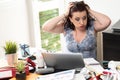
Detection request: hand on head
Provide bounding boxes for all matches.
[64,2,74,17]
[64,1,90,17]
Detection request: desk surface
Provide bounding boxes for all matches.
[10,72,86,80]
[10,73,40,80]
[9,58,102,80]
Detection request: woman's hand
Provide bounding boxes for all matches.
[85,3,90,12]
[64,2,74,17]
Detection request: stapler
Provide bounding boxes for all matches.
[26,57,36,73]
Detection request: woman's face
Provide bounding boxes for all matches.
[69,10,87,31]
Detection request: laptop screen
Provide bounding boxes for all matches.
[41,53,85,71]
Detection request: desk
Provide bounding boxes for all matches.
[10,72,86,80]
[10,73,39,80]
[9,58,103,80]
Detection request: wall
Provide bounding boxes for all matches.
[0,0,30,58]
[85,0,120,27]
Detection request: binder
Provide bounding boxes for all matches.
[0,67,16,79]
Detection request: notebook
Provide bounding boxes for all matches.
[41,53,85,72]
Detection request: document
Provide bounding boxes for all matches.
[84,58,99,65]
[74,73,86,80]
[84,58,104,75]
[36,69,75,80]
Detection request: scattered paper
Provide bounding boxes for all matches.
[84,58,99,65]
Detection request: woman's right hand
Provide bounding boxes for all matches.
[64,2,74,17]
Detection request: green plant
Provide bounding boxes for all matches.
[3,41,18,54]
[15,61,26,73]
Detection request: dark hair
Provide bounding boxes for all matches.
[64,1,92,30]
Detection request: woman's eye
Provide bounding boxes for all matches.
[75,17,80,21]
[83,16,87,20]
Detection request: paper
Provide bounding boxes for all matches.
[36,69,75,80]
[0,70,12,78]
[86,65,104,74]
[84,58,99,65]
[74,73,86,80]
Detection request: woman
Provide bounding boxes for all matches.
[42,1,111,59]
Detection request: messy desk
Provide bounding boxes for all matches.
[9,52,104,80]
[1,51,120,80]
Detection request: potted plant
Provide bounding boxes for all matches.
[3,41,18,66]
[15,60,26,80]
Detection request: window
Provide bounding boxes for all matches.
[28,0,65,51]
[39,0,63,52]
[39,9,61,51]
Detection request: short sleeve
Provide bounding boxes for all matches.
[64,25,72,36]
[88,20,95,31]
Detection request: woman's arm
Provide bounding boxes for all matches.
[89,9,111,32]
[42,14,65,34]
[42,2,74,34]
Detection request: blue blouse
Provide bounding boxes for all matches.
[64,21,97,59]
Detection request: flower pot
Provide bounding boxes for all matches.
[16,73,26,80]
[6,53,17,67]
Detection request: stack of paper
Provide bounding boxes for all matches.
[84,58,104,75]
[84,58,99,65]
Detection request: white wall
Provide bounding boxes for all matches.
[0,0,31,58]
[85,0,120,28]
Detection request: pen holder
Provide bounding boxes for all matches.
[19,44,30,57]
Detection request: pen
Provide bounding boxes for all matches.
[106,73,109,80]
[89,71,98,80]
[93,72,96,77]
[109,73,113,80]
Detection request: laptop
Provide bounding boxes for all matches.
[41,53,85,72]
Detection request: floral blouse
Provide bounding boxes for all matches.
[64,21,97,59]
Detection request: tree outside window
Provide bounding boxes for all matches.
[39,8,61,52]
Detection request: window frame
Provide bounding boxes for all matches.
[27,0,65,51]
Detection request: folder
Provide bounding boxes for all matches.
[0,67,16,79]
